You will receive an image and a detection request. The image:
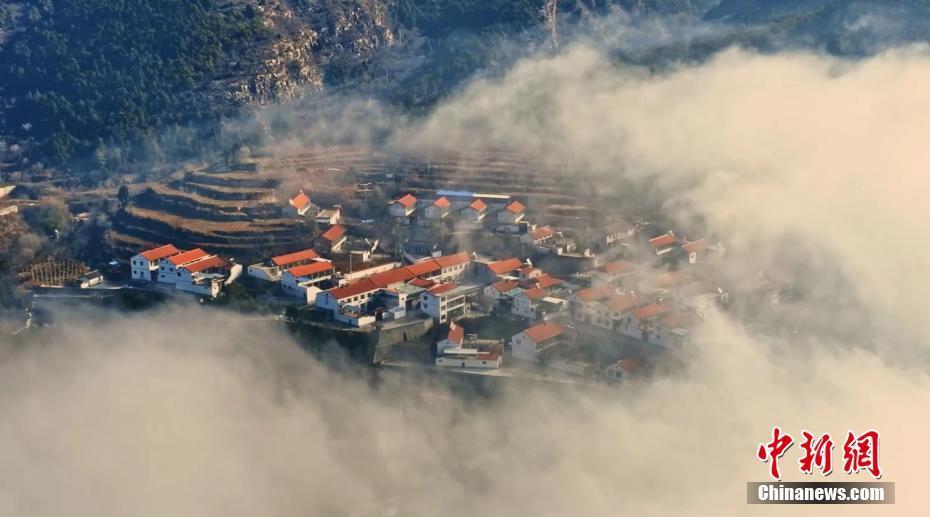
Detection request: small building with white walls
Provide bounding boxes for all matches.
[130,244,180,282]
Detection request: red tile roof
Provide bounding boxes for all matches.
[319,224,347,242]
[407,260,441,276]
[432,197,451,208]
[682,239,710,254]
[434,251,470,269]
[468,199,487,212]
[287,261,335,278]
[427,283,458,296]
[272,248,319,267]
[522,287,547,300]
[527,226,555,240]
[660,311,699,330]
[370,267,416,288]
[649,232,677,249]
[139,244,180,262]
[594,260,634,275]
[289,191,311,210]
[487,257,523,275]
[490,279,519,293]
[409,277,435,288]
[574,286,613,302]
[605,294,640,312]
[618,357,640,373]
[327,278,379,300]
[476,352,502,361]
[633,304,669,321]
[445,322,464,345]
[182,255,228,273]
[505,200,525,214]
[534,274,562,290]
[168,248,209,266]
[393,193,416,208]
[523,321,563,344]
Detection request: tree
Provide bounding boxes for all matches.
[117,185,130,209]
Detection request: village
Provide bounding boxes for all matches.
[116,180,779,385]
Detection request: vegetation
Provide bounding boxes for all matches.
[0,0,265,164]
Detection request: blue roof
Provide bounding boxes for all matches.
[436,190,475,198]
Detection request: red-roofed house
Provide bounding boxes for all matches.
[511,286,565,321]
[498,200,526,224]
[591,260,635,288]
[601,220,636,247]
[273,248,319,268]
[131,244,181,281]
[433,251,470,281]
[532,274,561,290]
[425,197,452,220]
[316,278,380,315]
[314,224,348,253]
[462,198,488,223]
[648,311,699,346]
[484,279,520,300]
[285,190,316,217]
[421,283,470,323]
[281,260,336,301]
[176,255,239,298]
[474,257,524,283]
[512,321,566,362]
[389,193,417,218]
[437,321,465,354]
[620,304,670,340]
[648,232,679,255]
[158,248,211,283]
[369,266,416,289]
[406,259,442,278]
[604,357,640,381]
[570,286,616,326]
[521,226,557,247]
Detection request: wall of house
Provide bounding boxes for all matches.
[511,333,539,362]
[436,356,501,369]
[247,264,279,282]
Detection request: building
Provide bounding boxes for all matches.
[436,349,502,369]
[569,286,614,323]
[590,260,635,288]
[620,304,670,340]
[648,232,679,256]
[424,197,452,220]
[158,248,210,283]
[648,311,699,347]
[437,321,465,354]
[512,287,548,320]
[176,255,234,297]
[461,198,488,223]
[285,190,316,217]
[78,270,103,289]
[314,224,348,254]
[281,261,336,302]
[248,248,320,281]
[316,278,381,315]
[604,358,640,381]
[389,193,417,218]
[484,279,520,301]
[433,251,471,281]
[472,257,524,284]
[511,321,566,363]
[681,239,725,264]
[315,206,342,226]
[130,244,180,282]
[601,220,636,248]
[521,226,557,248]
[420,282,481,323]
[497,200,526,225]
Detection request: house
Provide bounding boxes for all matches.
[285,190,316,217]
[175,255,233,297]
[512,287,565,321]
[569,286,614,323]
[78,270,103,289]
[130,244,180,282]
[424,197,452,220]
[248,248,320,282]
[389,193,417,218]
[573,288,639,332]
[674,281,728,319]
[437,321,465,354]
[158,248,210,283]
[433,251,471,281]
[538,237,578,256]
[601,220,636,248]
[517,266,542,281]
[461,198,488,223]
[436,348,502,369]
[531,274,562,290]
[316,278,381,316]
[648,311,699,347]
[484,279,520,300]
[420,283,471,323]
[315,206,342,226]
[281,261,336,302]
[472,257,524,283]
[314,224,348,254]
[512,321,566,363]
[681,239,725,264]
[619,304,670,340]
[604,357,640,381]
[521,226,557,247]
[648,232,679,256]
[498,200,526,225]
[590,260,635,288]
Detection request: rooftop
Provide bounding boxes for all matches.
[527,226,556,240]
[432,197,451,208]
[505,200,526,214]
[139,244,181,262]
[327,278,379,300]
[393,193,417,208]
[289,190,311,210]
[594,260,634,275]
[183,255,228,273]
[319,224,347,242]
[487,257,523,275]
[288,261,335,278]
[633,304,670,321]
[649,232,678,249]
[523,321,563,344]
[468,199,487,211]
[427,283,458,296]
[168,248,209,266]
[272,248,319,267]
[574,286,614,302]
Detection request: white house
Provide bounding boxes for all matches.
[281,260,336,302]
[511,321,565,363]
[521,226,556,248]
[424,197,452,220]
[315,278,380,315]
[461,198,488,223]
[436,349,502,369]
[78,270,103,289]
[648,232,679,256]
[648,311,698,347]
[285,190,315,217]
[590,260,635,288]
[421,283,470,323]
[437,321,465,354]
[484,279,520,301]
[604,357,640,382]
[511,287,552,320]
[130,244,180,282]
[472,257,524,284]
[569,286,614,324]
[601,220,636,247]
[497,200,526,225]
[315,206,342,226]
[619,304,670,340]
[158,248,210,283]
[248,248,320,281]
[176,255,239,298]
[389,193,417,218]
